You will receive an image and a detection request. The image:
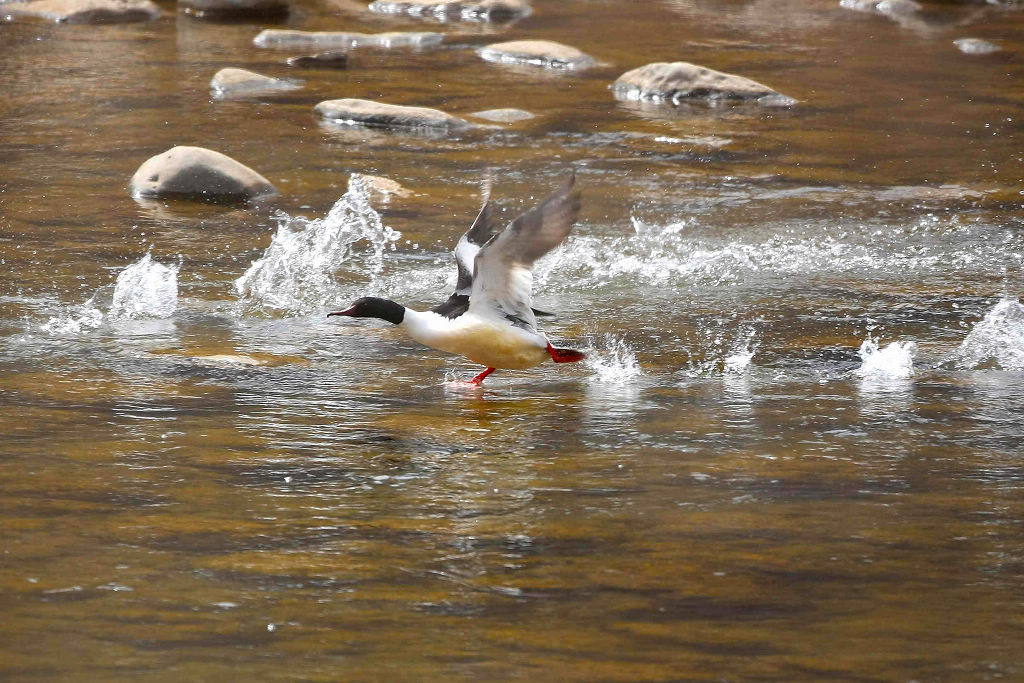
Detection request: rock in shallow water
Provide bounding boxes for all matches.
[130,146,277,201]
[612,61,795,107]
[478,40,595,70]
[179,0,287,19]
[0,0,160,23]
[469,108,535,123]
[254,29,443,50]
[210,68,301,97]
[954,38,1000,55]
[315,99,472,132]
[286,51,350,68]
[367,0,529,21]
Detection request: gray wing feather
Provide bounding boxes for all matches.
[469,173,580,329]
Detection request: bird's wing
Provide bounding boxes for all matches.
[431,179,500,319]
[468,173,579,330]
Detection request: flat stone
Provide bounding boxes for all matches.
[314,98,471,132]
[469,108,535,123]
[130,146,277,200]
[954,38,1000,55]
[1,0,160,23]
[367,0,529,21]
[286,51,350,68]
[180,0,287,19]
[478,40,595,70]
[254,29,443,50]
[210,68,301,98]
[612,61,795,107]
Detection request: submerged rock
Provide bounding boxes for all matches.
[314,98,471,132]
[210,68,301,97]
[0,0,160,23]
[954,38,1000,55]
[254,29,443,50]
[478,40,595,70]
[352,173,413,200]
[130,146,277,201]
[367,0,529,21]
[179,0,287,19]
[286,51,350,68]
[612,61,795,107]
[469,108,535,123]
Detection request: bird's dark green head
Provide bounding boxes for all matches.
[328,297,405,325]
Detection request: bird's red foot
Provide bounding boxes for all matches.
[547,342,586,363]
[468,367,495,385]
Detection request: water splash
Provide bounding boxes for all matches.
[684,322,759,377]
[855,336,916,379]
[535,214,1024,292]
[108,254,178,319]
[584,334,642,385]
[234,176,401,315]
[41,254,177,333]
[945,298,1024,370]
[40,295,104,334]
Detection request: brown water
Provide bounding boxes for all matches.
[3,0,1024,680]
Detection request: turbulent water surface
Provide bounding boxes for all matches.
[2,0,1024,680]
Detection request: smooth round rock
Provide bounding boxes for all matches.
[478,40,595,70]
[254,29,443,50]
[954,38,1000,55]
[314,99,471,132]
[469,108,535,123]
[179,0,287,19]
[0,0,160,23]
[210,68,301,97]
[286,51,350,68]
[130,146,277,200]
[367,0,529,21]
[612,61,795,107]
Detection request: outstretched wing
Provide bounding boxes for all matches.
[431,180,500,319]
[468,173,580,330]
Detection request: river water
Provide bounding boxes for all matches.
[3,0,1024,680]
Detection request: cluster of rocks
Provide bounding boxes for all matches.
[104,0,808,202]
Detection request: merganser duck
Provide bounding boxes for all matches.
[329,173,586,385]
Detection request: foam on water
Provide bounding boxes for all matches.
[945,298,1024,370]
[41,254,178,334]
[535,214,1023,292]
[234,176,400,315]
[583,334,642,385]
[855,336,916,379]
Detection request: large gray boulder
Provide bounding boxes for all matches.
[130,146,277,200]
[478,40,595,70]
[0,0,160,23]
[314,99,471,132]
[612,61,795,106]
[210,68,301,98]
[179,0,287,19]
[367,0,530,21]
[253,29,443,50]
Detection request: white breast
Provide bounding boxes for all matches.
[399,309,549,369]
